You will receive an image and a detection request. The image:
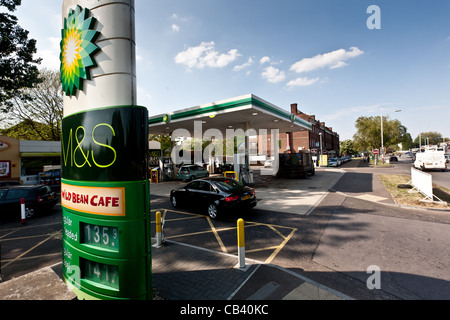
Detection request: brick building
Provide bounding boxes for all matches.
[278,103,340,157]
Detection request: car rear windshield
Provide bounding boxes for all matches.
[5,189,30,200]
[180,166,202,172]
[214,179,244,192]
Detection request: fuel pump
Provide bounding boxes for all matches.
[233,154,253,185]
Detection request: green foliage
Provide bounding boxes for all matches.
[340,139,357,155]
[413,131,445,146]
[0,0,42,109]
[0,69,62,141]
[0,119,56,140]
[353,115,407,152]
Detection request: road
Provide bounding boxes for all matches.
[1,160,450,299]
[148,160,450,300]
[382,157,450,189]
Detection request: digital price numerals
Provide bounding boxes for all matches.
[82,223,119,251]
[82,259,119,290]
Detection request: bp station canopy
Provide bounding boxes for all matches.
[148,94,312,136]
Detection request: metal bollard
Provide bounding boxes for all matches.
[21,198,26,224]
[154,211,165,247]
[237,218,245,268]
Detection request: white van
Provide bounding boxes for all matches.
[414,151,447,171]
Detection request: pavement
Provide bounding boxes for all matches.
[1,159,446,301]
[151,238,351,301]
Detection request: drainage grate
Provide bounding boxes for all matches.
[246,281,280,300]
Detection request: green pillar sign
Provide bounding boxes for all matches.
[60,0,151,300]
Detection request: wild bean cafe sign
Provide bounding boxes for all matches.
[60,0,151,300]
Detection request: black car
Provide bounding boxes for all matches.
[170,177,257,219]
[389,156,399,162]
[0,185,57,220]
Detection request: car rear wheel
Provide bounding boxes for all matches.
[25,207,35,219]
[207,203,219,219]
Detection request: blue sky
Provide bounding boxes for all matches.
[11,0,450,141]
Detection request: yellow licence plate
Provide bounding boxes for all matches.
[241,195,251,201]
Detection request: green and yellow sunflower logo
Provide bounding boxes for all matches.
[163,114,171,123]
[60,6,100,96]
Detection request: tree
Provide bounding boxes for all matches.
[340,139,357,155]
[0,0,41,110]
[353,115,407,152]
[401,132,413,150]
[413,132,444,146]
[0,69,62,141]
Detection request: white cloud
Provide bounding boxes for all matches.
[171,24,180,32]
[287,76,320,87]
[171,13,189,22]
[261,66,286,83]
[260,56,271,65]
[233,57,254,72]
[290,47,364,73]
[175,41,241,70]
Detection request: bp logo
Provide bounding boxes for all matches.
[163,114,171,123]
[60,6,100,96]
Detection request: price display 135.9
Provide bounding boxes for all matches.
[82,223,119,251]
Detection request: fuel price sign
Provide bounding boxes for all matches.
[60,108,152,300]
[82,223,119,251]
[60,1,151,300]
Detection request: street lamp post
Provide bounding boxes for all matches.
[319,132,323,167]
[381,113,384,159]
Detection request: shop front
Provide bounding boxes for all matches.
[0,135,61,185]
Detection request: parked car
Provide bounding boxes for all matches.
[264,160,273,168]
[389,156,398,162]
[170,177,257,219]
[328,158,339,167]
[0,185,57,220]
[177,165,209,181]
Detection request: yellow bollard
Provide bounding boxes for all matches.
[155,211,162,247]
[237,218,245,268]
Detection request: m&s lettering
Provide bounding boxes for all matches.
[62,123,117,169]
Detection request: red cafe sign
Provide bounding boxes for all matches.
[61,183,125,216]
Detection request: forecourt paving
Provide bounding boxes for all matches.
[150,167,345,216]
[0,167,352,300]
